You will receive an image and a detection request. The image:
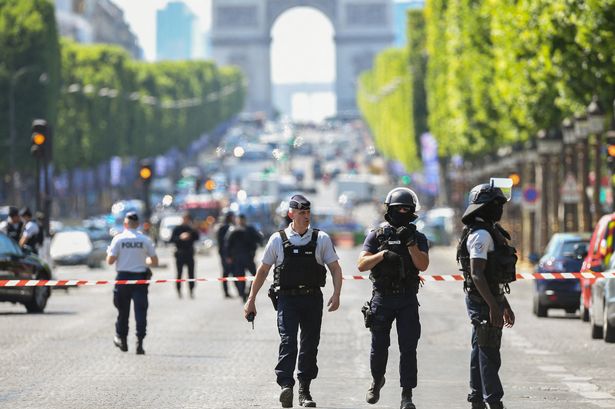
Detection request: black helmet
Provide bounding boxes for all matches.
[461,183,507,223]
[384,187,421,211]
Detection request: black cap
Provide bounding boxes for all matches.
[289,194,310,210]
[19,207,32,217]
[125,211,139,221]
[8,206,18,217]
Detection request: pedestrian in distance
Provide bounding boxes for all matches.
[225,213,262,302]
[19,207,40,254]
[106,212,158,355]
[243,194,343,408]
[170,212,200,299]
[217,211,235,298]
[357,187,429,409]
[457,180,517,409]
[0,206,23,243]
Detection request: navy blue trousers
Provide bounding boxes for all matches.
[275,293,323,387]
[465,295,504,404]
[370,293,421,388]
[113,272,149,339]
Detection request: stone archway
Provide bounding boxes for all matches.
[211,0,394,116]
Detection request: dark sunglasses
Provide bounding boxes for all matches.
[289,200,311,210]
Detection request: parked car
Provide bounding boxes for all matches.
[589,267,615,342]
[0,232,53,313]
[50,229,107,268]
[533,232,590,317]
[579,213,615,321]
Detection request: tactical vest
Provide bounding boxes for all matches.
[456,221,517,296]
[6,221,23,243]
[273,229,327,289]
[370,225,420,293]
[25,221,41,249]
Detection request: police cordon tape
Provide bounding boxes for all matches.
[0,271,614,287]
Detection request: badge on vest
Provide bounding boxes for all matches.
[293,249,299,254]
[388,240,401,245]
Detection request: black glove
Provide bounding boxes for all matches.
[383,249,402,263]
[396,225,417,247]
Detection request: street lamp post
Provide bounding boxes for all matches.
[587,95,606,223]
[537,129,563,248]
[574,113,591,231]
[561,117,579,231]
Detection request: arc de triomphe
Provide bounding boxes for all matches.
[211,0,395,116]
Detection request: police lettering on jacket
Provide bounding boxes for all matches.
[121,241,144,249]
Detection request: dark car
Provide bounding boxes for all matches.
[0,232,53,313]
[533,232,591,317]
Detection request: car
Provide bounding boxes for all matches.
[0,232,53,313]
[579,213,615,321]
[50,229,108,268]
[588,270,615,342]
[532,232,590,317]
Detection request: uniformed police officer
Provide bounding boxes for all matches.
[19,207,40,253]
[106,212,158,355]
[357,187,429,409]
[457,182,517,409]
[243,194,343,408]
[0,206,23,242]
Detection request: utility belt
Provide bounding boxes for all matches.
[467,291,505,304]
[373,286,416,296]
[278,287,321,296]
[116,269,152,280]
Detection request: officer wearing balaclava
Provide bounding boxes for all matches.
[457,183,518,409]
[357,187,429,409]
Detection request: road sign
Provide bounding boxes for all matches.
[522,185,539,210]
[561,173,580,204]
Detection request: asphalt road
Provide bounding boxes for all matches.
[1,242,615,409]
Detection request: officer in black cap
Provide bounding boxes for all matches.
[107,212,158,355]
[357,187,429,409]
[243,194,343,408]
[457,182,517,409]
[0,206,23,243]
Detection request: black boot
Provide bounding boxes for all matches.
[136,337,145,355]
[400,388,416,409]
[113,335,127,352]
[279,386,293,408]
[298,380,316,407]
[366,377,385,404]
[471,402,487,409]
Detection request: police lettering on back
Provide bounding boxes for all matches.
[121,241,144,249]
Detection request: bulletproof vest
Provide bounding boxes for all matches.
[456,221,517,296]
[273,229,327,289]
[25,222,40,249]
[6,221,23,242]
[370,225,420,292]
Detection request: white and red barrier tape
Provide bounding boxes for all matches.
[0,272,613,287]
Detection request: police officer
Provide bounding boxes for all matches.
[217,211,235,298]
[243,194,342,408]
[170,212,200,298]
[357,187,429,409]
[19,207,40,253]
[106,212,158,355]
[0,206,23,242]
[225,214,262,302]
[457,183,517,409]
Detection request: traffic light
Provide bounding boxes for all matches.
[204,179,216,191]
[607,133,615,166]
[508,173,521,186]
[31,119,49,159]
[139,161,153,184]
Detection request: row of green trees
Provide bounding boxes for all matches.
[359,1,615,162]
[0,0,245,176]
[357,10,427,171]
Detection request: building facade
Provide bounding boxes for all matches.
[156,1,197,61]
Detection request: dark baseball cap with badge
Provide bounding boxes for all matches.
[289,194,311,210]
[125,211,139,222]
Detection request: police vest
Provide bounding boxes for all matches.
[6,221,23,243]
[24,222,41,249]
[370,225,420,293]
[273,229,327,289]
[456,221,517,296]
